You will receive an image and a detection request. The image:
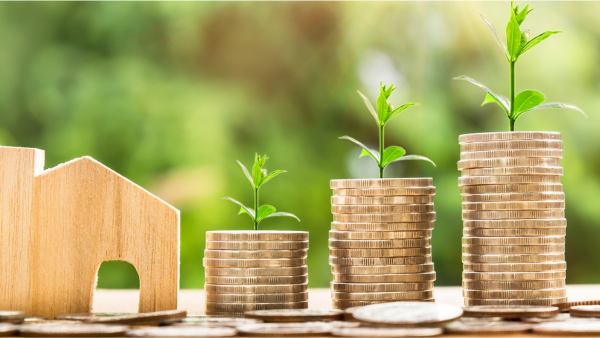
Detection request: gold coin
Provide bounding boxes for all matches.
[332,204,434,214]
[206,231,308,242]
[555,300,600,312]
[460,149,563,160]
[462,305,561,318]
[55,310,187,325]
[520,313,571,323]
[458,157,561,170]
[126,327,237,337]
[328,239,431,249]
[329,256,432,266]
[205,292,308,303]
[331,263,435,275]
[204,266,308,277]
[533,321,600,335]
[205,302,309,312]
[463,192,565,203]
[462,271,566,281]
[462,236,565,246]
[460,140,563,152]
[569,305,600,318]
[18,323,130,337]
[462,210,564,220]
[462,201,565,211]
[0,324,19,336]
[462,245,564,254]
[333,213,436,223]
[463,289,567,299]
[333,187,436,196]
[162,316,261,327]
[464,297,567,306]
[203,311,245,316]
[331,196,434,205]
[463,227,566,237]
[0,311,25,324]
[244,309,344,323]
[331,222,435,231]
[331,179,433,189]
[459,176,561,186]
[463,280,565,290]
[462,253,564,264]
[461,166,564,177]
[204,249,308,259]
[444,321,533,335]
[353,302,463,325]
[463,262,567,272]
[203,258,306,268]
[333,300,387,310]
[330,247,432,258]
[331,327,443,337]
[204,284,307,294]
[331,282,434,293]
[463,219,566,229]
[235,322,333,337]
[333,272,436,283]
[458,132,561,143]
[332,291,433,301]
[204,275,308,285]
[206,241,308,250]
[329,230,431,240]
[461,183,563,194]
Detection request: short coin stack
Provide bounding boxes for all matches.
[329,178,437,310]
[203,230,309,316]
[459,132,567,306]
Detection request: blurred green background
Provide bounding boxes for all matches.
[1,1,599,289]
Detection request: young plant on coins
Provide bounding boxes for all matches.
[224,153,300,231]
[455,2,585,131]
[341,82,435,178]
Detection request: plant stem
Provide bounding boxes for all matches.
[253,187,259,231]
[509,60,516,132]
[379,124,384,179]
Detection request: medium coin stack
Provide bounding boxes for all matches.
[329,178,437,310]
[203,230,309,316]
[459,132,567,306]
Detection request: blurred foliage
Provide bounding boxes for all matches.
[1,2,599,289]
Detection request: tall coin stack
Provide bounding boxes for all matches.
[459,132,567,306]
[329,178,437,310]
[203,231,309,316]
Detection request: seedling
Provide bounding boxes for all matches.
[223,154,300,231]
[341,82,435,179]
[455,2,585,131]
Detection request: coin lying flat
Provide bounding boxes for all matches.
[332,291,433,301]
[0,311,25,324]
[463,219,567,229]
[464,298,567,306]
[329,256,432,266]
[463,279,565,290]
[554,300,600,312]
[162,316,261,327]
[204,250,308,259]
[206,231,308,242]
[331,222,435,231]
[569,305,600,318]
[521,313,571,323]
[330,247,432,258]
[463,244,565,255]
[444,320,532,334]
[331,263,435,275]
[462,305,560,318]
[205,302,308,312]
[353,302,463,325]
[459,175,561,186]
[329,230,431,240]
[462,201,565,211]
[19,323,129,337]
[331,196,434,205]
[126,327,236,337]
[461,253,565,263]
[331,282,434,292]
[458,132,561,143]
[0,324,19,336]
[533,320,600,335]
[244,309,344,323]
[333,213,436,223]
[331,179,433,189]
[236,322,333,337]
[458,157,561,170]
[460,183,563,194]
[463,262,567,272]
[204,275,308,285]
[462,210,565,220]
[460,149,563,160]
[55,310,187,325]
[204,284,307,294]
[463,236,565,246]
[202,258,306,268]
[331,327,443,337]
[332,204,434,214]
[204,266,308,277]
[463,227,567,237]
[463,271,566,281]
[333,187,436,196]
[205,292,308,303]
[333,272,436,283]
[460,140,563,151]
[462,192,565,203]
[206,241,308,250]
[329,238,431,249]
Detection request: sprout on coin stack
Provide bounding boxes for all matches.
[455,3,585,307]
[330,83,436,310]
[202,154,307,316]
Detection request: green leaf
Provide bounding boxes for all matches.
[381,146,406,167]
[260,170,286,187]
[384,103,419,124]
[252,154,268,187]
[237,160,255,188]
[376,84,390,125]
[357,90,379,124]
[514,4,532,25]
[513,90,545,117]
[339,136,380,164]
[255,205,276,223]
[519,102,587,118]
[518,31,563,57]
[479,14,508,58]
[389,155,436,167]
[454,76,510,113]
[223,197,255,219]
[506,15,522,61]
[260,212,300,222]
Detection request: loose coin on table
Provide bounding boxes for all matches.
[462,305,560,318]
[126,327,237,337]
[533,320,600,335]
[444,320,532,334]
[569,305,600,318]
[162,316,261,327]
[19,323,129,337]
[352,302,463,326]
[0,324,19,336]
[555,300,600,312]
[55,310,187,325]
[236,322,333,337]
[244,309,344,322]
[0,311,25,324]
[331,327,443,337]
